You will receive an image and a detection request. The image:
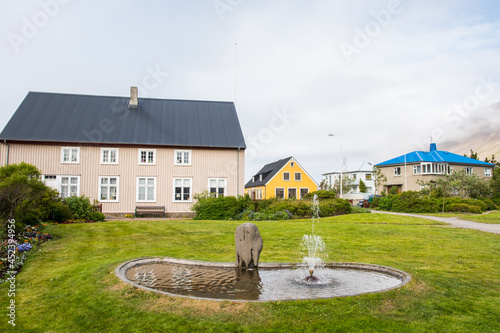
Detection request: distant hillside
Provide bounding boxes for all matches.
[441,131,500,161]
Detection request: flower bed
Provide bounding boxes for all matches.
[1,219,99,283]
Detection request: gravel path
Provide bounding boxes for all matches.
[371,210,500,235]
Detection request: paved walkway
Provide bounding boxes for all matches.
[371,210,500,235]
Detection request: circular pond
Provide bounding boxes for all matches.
[116,258,411,302]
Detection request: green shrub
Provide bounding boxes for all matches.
[0,162,72,230]
[446,203,482,214]
[267,200,311,218]
[350,206,371,214]
[318,199,351,217]
[478,197,497,210]
[88,211,106,222]
[191,195,239,220]
[303,190,336,200]
[63,196,104,221]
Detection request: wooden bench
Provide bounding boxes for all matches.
[135,205,165,218]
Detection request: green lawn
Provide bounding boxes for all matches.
[424,211,500,224]
[1,214,499,332]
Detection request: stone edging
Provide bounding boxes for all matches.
[115,257,412,302]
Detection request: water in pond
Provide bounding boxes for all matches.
[125,262,404,301]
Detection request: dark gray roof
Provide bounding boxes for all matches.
[0,91,246,149]
[245,157,292,188]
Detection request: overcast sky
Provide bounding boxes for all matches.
[1,0,500,183]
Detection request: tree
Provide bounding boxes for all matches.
[491,168,500,199]
[464,149,479,160]
[359,179,367,193]
[0,162,69,231]
[373,166,387,195]
[418,169,490,200]
[331,175,354,196]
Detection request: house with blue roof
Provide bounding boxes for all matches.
[375,143,495,193]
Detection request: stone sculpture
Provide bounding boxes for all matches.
[235,223,263,268]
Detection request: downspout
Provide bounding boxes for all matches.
[237,148,240,195]
[4,140,9,166]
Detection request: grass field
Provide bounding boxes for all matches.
[1,213,499,332]
[424,210,500,224]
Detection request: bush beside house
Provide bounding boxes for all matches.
[191,190,353,220]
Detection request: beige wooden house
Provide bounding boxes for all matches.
[0,88,246,216]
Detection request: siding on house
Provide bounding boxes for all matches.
[0,142,244,214]
[376,143,495,193]
[245,157,318,199]
[0,90,247,215]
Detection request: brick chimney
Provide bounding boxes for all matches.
[128,86,139,110]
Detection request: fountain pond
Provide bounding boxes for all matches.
[115,195,411,302]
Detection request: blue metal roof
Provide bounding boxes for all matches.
[376,144,494,167]
[0,91,246,149]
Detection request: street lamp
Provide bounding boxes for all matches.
[328,134,343,199]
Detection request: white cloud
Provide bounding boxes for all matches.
[0,0,499,183]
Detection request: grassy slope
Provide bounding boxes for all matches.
[424,211,500,224]
[0,214,499,332]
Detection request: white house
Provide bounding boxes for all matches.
[322,162,375,200]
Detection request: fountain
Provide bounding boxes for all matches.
[300,195,326,283]
[115,195,411,302]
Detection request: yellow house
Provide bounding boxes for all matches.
[245,157,318,199]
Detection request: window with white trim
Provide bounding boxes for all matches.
[365,174,372,180]
[175,150,191,165]
[275,188,284,199]
[174,178,192,201]
[283,172,290,181]
[99,176,119,201]
[209,178,226,197]
[138,149,156,165]
[60,176,80,198]
[413,165,421,175]
[394,167,401,176]
[61,147,80,164]
[465,167,473,176]
[137,177,156,202]
[300,188,309,199]
[101,148,118,164]
[288,188,297,199]
[295,172,302,181]
[485,168,492,177]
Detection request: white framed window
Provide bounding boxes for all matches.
[275,188,285,199]
[295,172,302,181]
[60,176,80,198]
[101,148,118,164]
[485,168,492,177]
[138,149,156,165]
[365,174,372,180]
[465,167,473,176]
[413,165,421,175]
[283,172,290,181]
[300,188,309,199]
[61,147,80,164]
[99,176,119,202]
[256,189,262,200]
[174,178,192,201]
[209,178,226,197]
[394,167,401,176]
[137,177,156,202]
[288,188,297,199]
[447,165,454,175]
[175,150,191,165]
[291,161,295,167]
